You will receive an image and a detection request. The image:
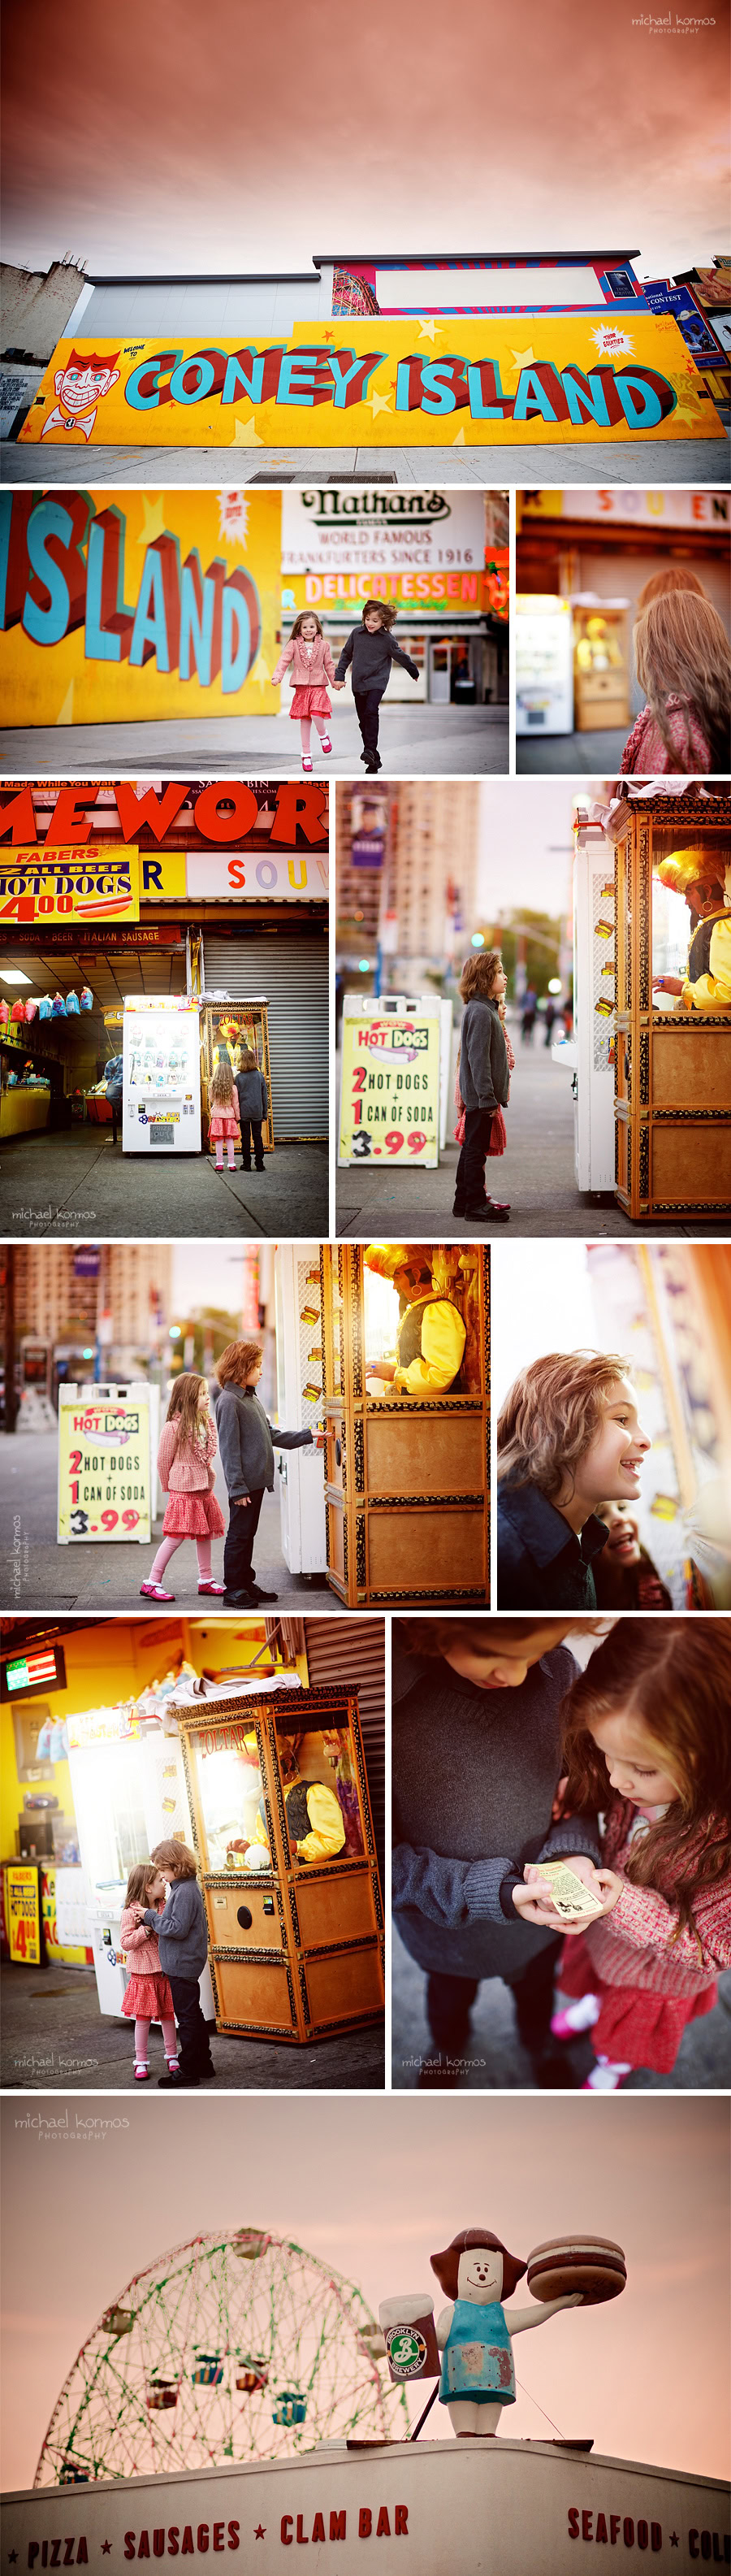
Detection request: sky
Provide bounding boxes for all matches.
[478,781,580,917]
[2,2094,729,2495]
[2,0,729,276]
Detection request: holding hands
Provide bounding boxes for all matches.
[512,1853,623,1935]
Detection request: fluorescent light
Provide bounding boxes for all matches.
[0,969,32,987]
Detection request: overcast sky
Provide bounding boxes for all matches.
[2,2095,729,2493]
[478,780,580,916]
[2,0,729,275]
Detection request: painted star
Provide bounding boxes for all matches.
[254,2528,266,2541]
[669,2538,679,2549]
[8,2552,19,2563]
[417,318,443,344]
[136,495,168,549]
[102,2545,112,2555]
[366,389,393,418]
[233,416,263,446]
[508,346,535,371]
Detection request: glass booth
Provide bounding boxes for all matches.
[611,791,731,1221]
[319,1242,490,1607]
[200,999,273,1153]
[175,1685,383,2045]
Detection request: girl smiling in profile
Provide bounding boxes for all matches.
[496,1351,651,1611]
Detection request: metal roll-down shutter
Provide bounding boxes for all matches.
[201,927,328,1137]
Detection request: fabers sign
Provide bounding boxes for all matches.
[17,316,723,446]
[0,489,281,724]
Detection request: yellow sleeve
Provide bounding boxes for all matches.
[682,917,731,1013]
[296,1783,346,1863]
[395,1301,466,1395]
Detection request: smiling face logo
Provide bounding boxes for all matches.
[41,350,121,440]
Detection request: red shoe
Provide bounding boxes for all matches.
[198,1580,226,1595]
[141,1580,175,1602]
[301,755,313,773]
[319,735,332,754]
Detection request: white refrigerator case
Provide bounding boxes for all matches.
[123,999,201,1154]
[516,601,573,735]
[275,1244,327,1575]
[68,1729,214,2023]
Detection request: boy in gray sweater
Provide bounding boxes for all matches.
[137,1840,210,2089]
[213,1338,319,1607]
[334,600,418,773]
[392,1616,602,2088]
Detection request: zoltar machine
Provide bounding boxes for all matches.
[572,789,731,1222]
[172,1684,383,2045]
[319,1243,490,1607]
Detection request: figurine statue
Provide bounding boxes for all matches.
[381,2222,627,2441]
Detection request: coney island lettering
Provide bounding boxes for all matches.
[19,318,722,447]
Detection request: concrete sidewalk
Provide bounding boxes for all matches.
[2,1427,346,1615]
[391,1923,731,2091]
[0,704,507,778]
[335,1042,729,1238]
[4,438,729,486]
[0,1126,329,1238]
[1,1962,384,2091]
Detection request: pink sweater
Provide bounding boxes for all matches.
[621,696,712,775]
[577,1799,731,1998]
[158,1417,218,1494]
[271,635,337,688]
[120,1906,164,1976]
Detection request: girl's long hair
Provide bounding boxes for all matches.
[290,610,323,637]
[124,1863,159,1908]
[460,950,502,1002]
[165,1371,209,1451]
[560,1618,731,1935]
[210,1056,236,1108]
[633,592,731,773]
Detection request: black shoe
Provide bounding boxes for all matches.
[255,1162,266,1173]
[531,2045,583,2091]
[465,1199,511,1224]
[223,1589,259,1607]
[157,2072,200,2088]
[364,755,378,773]
[249,1583,279,1602]
[452,1201,466,1218]
[241,1162,252,1172]
[196,2061,216,2079]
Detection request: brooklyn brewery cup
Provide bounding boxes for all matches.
[378,2293,440,2382]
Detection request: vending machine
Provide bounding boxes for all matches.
[67,1721,214,2023]
[122,997,201,1155]
[274,1245,327,1576]
[572,820,616,1192]
[516,596,573,735]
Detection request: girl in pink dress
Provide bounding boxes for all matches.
[141,1372,226,1603]
[208,1055,241,1173]
[120,1864,179,2081]
[272,611,336,771]
[621,591,730,774]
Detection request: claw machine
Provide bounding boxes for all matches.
[122,996,201,1154]
[320,1242,489,1606]
[67,1706,214,2023]
[175,1683,383,2045]
[275,1245,327,1576]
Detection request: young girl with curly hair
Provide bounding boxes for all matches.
[521,1620,731,2088]
[271,609,337,772]
[621,591,731,774]
[496,1351,651,1611]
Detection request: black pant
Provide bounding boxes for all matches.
[110,1100,120,1144]
[454,1106,495,1210]
[168,1972,211,2079]
[223,1487,264,1597]
[240,1119,265,1171]
[354,688,383,757]
[426,1939,560,2058]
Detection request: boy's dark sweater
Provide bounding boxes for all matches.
[391,1631,600,1980]
[335,630,419,692]
[460,995,509,1114]
[214,1382,312,1498]
[142,1880,208,1980]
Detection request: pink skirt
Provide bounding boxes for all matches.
[122,1971,175,2021]
[209,1112,240,1140]
[559,1934,717,2073]
[162,1489,226,1537]
[290,685,331,718]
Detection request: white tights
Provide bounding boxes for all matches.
[149,1533,212,1584]
[300,715,329,754]
[134,2014,178,2070]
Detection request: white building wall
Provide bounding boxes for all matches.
[77,277,323,338]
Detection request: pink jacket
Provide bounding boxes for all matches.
[272,635,337,688]
[158,1416,218,1494]
[576,1800,731,1999]
[621,696,712,775]
[120,1905,164,1975]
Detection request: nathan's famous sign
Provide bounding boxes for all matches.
[18,315,723,447]
[0,489,281,725]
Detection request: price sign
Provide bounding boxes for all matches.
[338,1001,440,1167]
[58,1385,155,1543]
[6,1865,44,1967]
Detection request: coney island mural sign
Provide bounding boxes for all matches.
[18,315,724,446]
